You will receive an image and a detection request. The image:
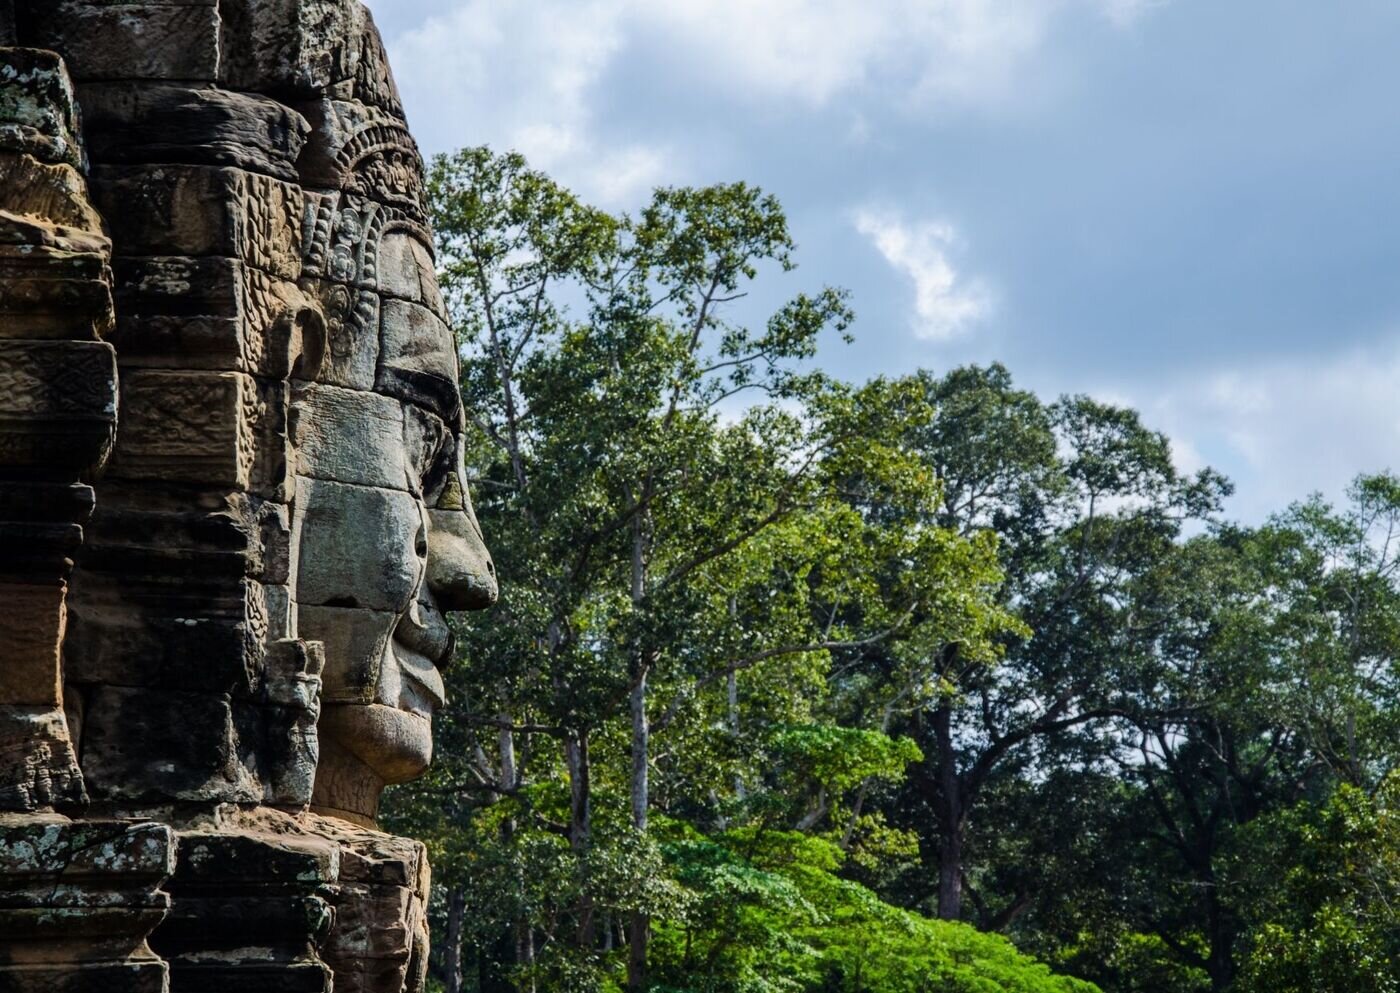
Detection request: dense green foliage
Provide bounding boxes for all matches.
[385,147,1400,992]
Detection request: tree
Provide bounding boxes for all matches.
[834,365,1229,923]
[388,149,1024,990]
[1234,774,1400,992]
[380,147,1400,992]
[1017,475,1400,992]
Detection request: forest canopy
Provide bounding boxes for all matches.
[384,147,1400,993]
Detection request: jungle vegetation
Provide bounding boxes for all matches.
[385,147,1400,993]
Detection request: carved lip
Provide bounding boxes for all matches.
[394,643,447,716]
[392,589,452,714]
[394,589,453,663]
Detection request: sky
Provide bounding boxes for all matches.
[363,0,1400,523]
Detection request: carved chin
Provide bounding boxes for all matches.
[320,703,434,785]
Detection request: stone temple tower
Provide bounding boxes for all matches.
[0,3,496,990]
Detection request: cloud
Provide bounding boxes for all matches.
[385,0,669,207]
[378,0,1174,204]
[633,0,1168,108]
[853,208,992,341]
[1117,336,1400,522]
[624,0,1047,110]
[631,0,889,106]
[1096,0,1171,28]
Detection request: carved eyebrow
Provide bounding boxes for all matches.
[375,367,463,427]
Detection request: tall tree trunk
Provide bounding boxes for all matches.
[631,665,649,831]
[728,667,745,800]
[496,716,536,987]
[443,887,467,993]
[515,924,536,993]
[626,509,652,992]
[932,703,965,920]
[938,828,964,921]
[1201,853,1233,991]
[1207,903,1232,991]
[565,730,595,948]
[627,915,650,993]
[628,659,651,992]
[478,931,514,993]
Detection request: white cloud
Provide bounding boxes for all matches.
[1097,0,1170,28]
[387,0,669,207]
[853,208,991,341]
[632,0,1170,108]
[632,0,890,105]
[381,0,1172,207]
[1115,337,1400,521]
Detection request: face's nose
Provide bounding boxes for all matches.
[425,465,498,612]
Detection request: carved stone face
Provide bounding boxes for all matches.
[293,219,496,819]
[275,11,497,822]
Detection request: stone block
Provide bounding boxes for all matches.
[64,491,291,701]
[256,499,294,584]
[69,586,320,800]
[291,382,410,491]
[151,828,336,993]
[80,686,262,803]
[0,960,169,993]
[402,404,451,500]
[0,820,174,988]
[219,0,402,113]
[0,582,65,708]
[76,82,310,182]
[0,339,117,473]
[0,152,107,236]
[171,831,338,891]
[0,480,94,523]
[375,231,423,304]
[78,492,274,580]
[92,165,303,280]
[109,256,317,379]
[0,243,113,337]
[0,340,117,425]
[296,604,394,704]
[302,277,379,390]
[292,477,424,612]
[20,0,222,82]
[311,821,430,993]
[0,483,94,581]
[325,881,414,963]
[376,298,461,423]
[0,706,84,810]
[331,829,426,891]
[108,368,289,498]
[0,817,175,880]
[0,520,85,582]
[65,572,267,694]
[377,230,444,318]
[0,47,84,167]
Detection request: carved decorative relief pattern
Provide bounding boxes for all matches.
[339,123,426,221]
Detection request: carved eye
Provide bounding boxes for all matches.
[420,428,456,506]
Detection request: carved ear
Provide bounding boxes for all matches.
[273,282,328,382]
